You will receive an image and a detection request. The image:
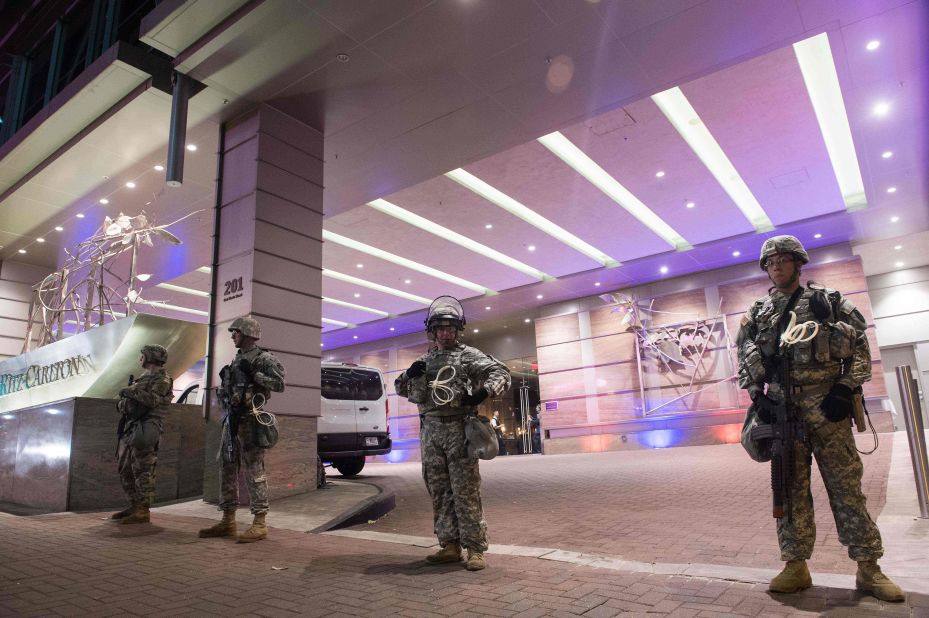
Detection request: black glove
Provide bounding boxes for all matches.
[237,359,253,376]
[406,360,427,379]
[461,387,488,407]
[821,383,854,422]
[751,391,778,424]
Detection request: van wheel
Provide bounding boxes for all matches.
[334,457,365,478]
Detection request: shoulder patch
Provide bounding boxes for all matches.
[740,313,751,327]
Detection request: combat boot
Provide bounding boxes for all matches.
[110,503,138,520]
[465,548,486,571]
[769,560,812,593]
[198,509,237,538]
[856,560,905,602]
[119,505,150,525]
[426,542,462,564]
[237,513,267,543]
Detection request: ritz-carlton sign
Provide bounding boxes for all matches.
[0,355,94,397]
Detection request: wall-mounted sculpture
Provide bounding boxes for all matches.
[22,211,194,352]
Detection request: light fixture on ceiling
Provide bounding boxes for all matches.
[76,213,85,218]
[322,230,493,294]
[873,101,891,116]
[323,296,389,316]
[196,266,212,274]
[473,329,479,333]
[527,245,536,252]
[890,216,899,222]
[655,171,665,178]
[814,233,823,239]
[865,40,880,51]
[135,274,151,282]
[485,306,491,310]
[732,250,740,257]
[156,282,209,297]
[366,198,553,280]
[36,237,45,243]
[137,300,208,316]
[659,266,669,274]
[353,293,361,298]
[524,318,531,323]
[356,263,363,268]
[389,327,395,331]
[323,270,430,304]
[154,165,165,171]
[55,226,63,231]
[895,261,904,268]
[445,168,620,267]
[881,151,893,159]
[537,132,691,250]
[99,198,109,205]
[894,245,902,250]
[404,279,411,284]
[794,33,867,211]
[353,335,358,339]
[320,343,324,347]
[536,294,543,299]
[322,317,351,327]
[652,88,774,230]
[886,186,897,193]
[125,182,136,189]
[18,249,26,254]
[186,144,197,151]
[594,282,601,287]
[686,201,696,209]
[485,224,493,229]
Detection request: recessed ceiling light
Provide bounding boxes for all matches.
[154,165,164,171]
[660,266,669,274]
[890,216,899,223]
[527,245,536,252]
[732,250,740,257]
[55,226,63,232]
[473,329,479,333]
[873,101,890,116]
[36,238,45,243]
[389,327,395,331]
[536,294,543,299]
[353,293,361,298]
[865,40,880,51]
[485,306,491,310]
[125,181,136,189]
[404,279,411,284]
[886,186,897,193]
[99,198,109,204]
[320,343,324,347]
[655,171,665,178]
[356,263,363,268]
[485,224,493,229]
[524,318,531,323]
[881,151,893,159]
[895,261,904,268]
[685,201,695,209]
[814,233,822,239]
[76,213,85,218]
[18,249,26,254]
[594,282,601,287]
[894,245,902,250]
[353,335,358,339]
[186,144,197,151]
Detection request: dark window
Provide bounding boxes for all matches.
[321,368,383,401]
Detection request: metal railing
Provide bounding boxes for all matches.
[895,365,929,518]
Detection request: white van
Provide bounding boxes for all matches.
[318,362,391,477]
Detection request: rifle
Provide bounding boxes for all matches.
[751,354,804,519]
[219,359,253,461]
[115,374,134,458]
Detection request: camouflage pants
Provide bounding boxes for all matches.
[219,417,269,515]
[421,416,488,552]
[777,400,883,562]
[117,420,160,508]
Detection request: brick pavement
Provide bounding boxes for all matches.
[351,438,892,576]
[1,509,925,616]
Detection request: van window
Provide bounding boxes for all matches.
[321,367,383,401]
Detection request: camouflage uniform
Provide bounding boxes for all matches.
[218,344,285,515]
[117,366,173,508]
[738,284,882,562]
[396,343,510,552]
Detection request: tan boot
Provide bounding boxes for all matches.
[856,560,905,602]
[198,509,237,538]
[465,548,486,571]
[769,560,812,593]
[119,505,150,525]
[110,503,138,520]
[426,542,462,564]
[237,513,268,543]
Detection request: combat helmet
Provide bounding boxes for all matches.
[759,235,809,270]
[141,344,168,365]
[228,316,261,340]
[425,296,466,333]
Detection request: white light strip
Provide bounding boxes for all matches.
[793,33,866,211]
[196,266,212,274]
[322,317,353,328]
[367,199,553,281]
[322,230,493,295]
[323,296,389,317]
[323,269,431,304]
[537,132,692,250]
[156,282,210,297]
[651,88,774,232]
[139,300,209,316]
[445,169,619,268]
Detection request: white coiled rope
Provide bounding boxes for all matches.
[429,365,457,405]
[249,392,277,426]
[780,310,819,346]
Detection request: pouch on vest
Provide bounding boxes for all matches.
[740,402,772,463]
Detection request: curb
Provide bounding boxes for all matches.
[308,479,396,533]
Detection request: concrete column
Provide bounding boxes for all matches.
[204,105,323,502]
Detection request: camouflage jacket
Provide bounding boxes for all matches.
[395,342,511,417]
[737,285,870,396]
[219,345,285,415]
[118,367,174,422]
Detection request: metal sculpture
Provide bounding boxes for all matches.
[22,211,193,352]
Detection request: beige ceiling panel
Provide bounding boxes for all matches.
[139,0,253,57]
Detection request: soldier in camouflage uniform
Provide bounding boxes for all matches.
[199,316,285,544]
[737,236,904,602]
[111,345,174,525]
[395,297,511,571]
